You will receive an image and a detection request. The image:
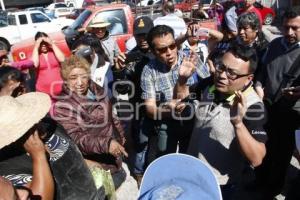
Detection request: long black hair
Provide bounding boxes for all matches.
[34,31,48,41]
[0,66,24,92]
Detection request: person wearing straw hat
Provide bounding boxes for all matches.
[87,16,120,65]
[0,92,54,200]
[0,92,106,200]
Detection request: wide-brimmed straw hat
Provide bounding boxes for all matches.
[87,16,110,28]
[0,92,51,149]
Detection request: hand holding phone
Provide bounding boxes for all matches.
[282,86,300,92]
[193,27,209,40]
[282,86,300,99]
[125,52,143,64]
[230,90,247,126]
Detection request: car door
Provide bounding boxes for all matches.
[2,14,22,45]
[15,13,37,41]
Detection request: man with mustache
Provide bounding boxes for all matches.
[255,8,300,199]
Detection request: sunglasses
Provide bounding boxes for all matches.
[155,42,177,54]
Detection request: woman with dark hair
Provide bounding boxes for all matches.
[0,66,26,97]
[31,31,65,99]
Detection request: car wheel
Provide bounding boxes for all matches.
[0,39,9,51]
[264,14,273,25]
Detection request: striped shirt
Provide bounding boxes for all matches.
[141,52,196,103]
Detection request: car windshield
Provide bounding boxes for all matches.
[92,9,128,35]
[69,9,92,30]
[55,3,68,8]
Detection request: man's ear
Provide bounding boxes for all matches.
[150,47,157,56]
[245,74,254,86]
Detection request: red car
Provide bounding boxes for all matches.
[253,1,275,25]
[235,0,276,25]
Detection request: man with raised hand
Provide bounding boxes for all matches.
[174,45,267,199]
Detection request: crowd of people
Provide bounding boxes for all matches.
[0,0,299,199]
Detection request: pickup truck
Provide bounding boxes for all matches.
[46,2,74,18]
[12,4,134,62]
[0,10,74,51]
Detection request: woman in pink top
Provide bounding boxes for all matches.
[32,32,65,99]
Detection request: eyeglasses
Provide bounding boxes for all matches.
[155,42,177,54]
[283,25,300,32]
[215,62,251,80]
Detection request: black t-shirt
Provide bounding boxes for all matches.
[187,78,268,143]
[243,102,268,143]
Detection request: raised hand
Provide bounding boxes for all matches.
[23,130,46,160]
[230,91,247,127]
[179,54,196,81]
[282,86,300,100]
[35,37,44,46]
[42,37,53,45]
[114,52,127,70]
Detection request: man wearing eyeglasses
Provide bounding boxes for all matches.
[254,8,300,199]
[140,25,197,163]
[173,45,267,199]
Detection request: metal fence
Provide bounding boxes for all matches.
[132,4,162,19]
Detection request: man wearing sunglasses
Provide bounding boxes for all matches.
[254,8,300,199]
[173,45,267,199]
[140,25,197,165]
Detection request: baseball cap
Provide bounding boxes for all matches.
[138,153,222,200]
[133,16,154,35]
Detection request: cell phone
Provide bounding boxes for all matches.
[125,52,143,64]
[282,86,297,92]
[193,27,209,40]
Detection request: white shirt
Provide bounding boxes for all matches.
[90,54,110,87]
[125,37,137,52]
[182,40,209,62]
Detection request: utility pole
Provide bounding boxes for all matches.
[0,0,5,11]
